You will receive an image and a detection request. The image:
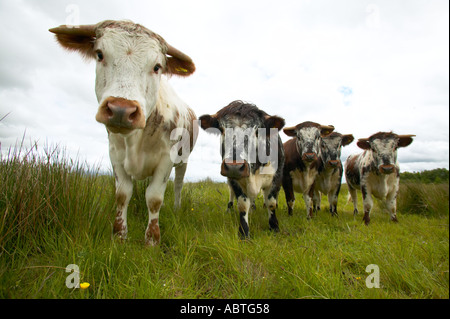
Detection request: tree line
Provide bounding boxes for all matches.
[400,168,449,184]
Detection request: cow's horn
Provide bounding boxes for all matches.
[49,25,96,37]
[166,44,193,63]
[320,124,335,131]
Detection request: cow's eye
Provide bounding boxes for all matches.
[153,64,162,74]
[96,50,104,62]
[94,50,104,62]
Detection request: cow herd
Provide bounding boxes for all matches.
[49,20,415,245]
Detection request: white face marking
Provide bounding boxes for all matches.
[94,28,165,120]
[370,138,398,167]
[321,136,342,162]
[297,127,321,155]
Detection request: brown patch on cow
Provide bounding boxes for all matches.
[345,155,360,187]
[146,108,164,137]
[283,138,302,172]
[148,198,162,213]
[363,211,371,225]
[96,20,168,49]
[145,219,160,245]
[113,215,124,234]
[237,198,248,213]
[368,131,396,142]
[113,210,127,239]
[116,192,127,208]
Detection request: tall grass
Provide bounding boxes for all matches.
[0,141,114,256]
[397,182,449,217]
[0,143,448,299]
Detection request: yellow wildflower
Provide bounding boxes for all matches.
[80,282,90,289]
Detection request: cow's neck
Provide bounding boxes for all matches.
[116,78,186,178]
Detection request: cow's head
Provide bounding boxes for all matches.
[199,101,285,179]
[50,20,195,134]
[320,132,354,168]
[357,132,415,174]
[283,121,334,163]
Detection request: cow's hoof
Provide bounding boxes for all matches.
[363,215,370,226]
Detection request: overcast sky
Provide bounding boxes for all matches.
[0,0,448,182]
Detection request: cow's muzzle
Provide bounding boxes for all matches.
[379,164,395,174]
[221,159,250,179]
[302,153,317,162]
[96,97,146,133]
[327,160,340,168]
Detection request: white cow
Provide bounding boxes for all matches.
[50,20,197,245]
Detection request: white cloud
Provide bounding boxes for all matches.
[0,0,448,183]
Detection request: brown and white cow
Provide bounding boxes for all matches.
[313,132,354,216]
[344,132,415,225]
[50,20,197,245]
[282,121,335,218]
[199,101,285,238]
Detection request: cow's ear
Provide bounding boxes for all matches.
[265,116,285,130]
[49,25,97,60]
[199,114,220,133]
[165,45,195,76]
[283,126,297,137]
[342,134,354,146]
[397,135,415,148]
[357,138,371,150]
[166,57,196,77]
[320,125,334,137]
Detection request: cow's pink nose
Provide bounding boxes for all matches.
[380,164,395,174]
[221,159,250,179]
[96,97,145,131]
[106,101,138,124]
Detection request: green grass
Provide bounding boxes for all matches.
[0,145,448,299]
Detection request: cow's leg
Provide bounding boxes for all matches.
[303,192,314,219]
[312,189,321,213]
[386,191,399,223]
[113,165,133,240]
[263,188,279,232]
[348,184,359,216]
[329,190,338,216]
[329,184,341,216]
[361,185,373,225]
[304,183,315,219]
[173,162,187,208]
[227,181,235,211]
[237,195,251,239]
[282,176,295,216]
[144,161,173,246]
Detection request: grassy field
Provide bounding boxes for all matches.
[0,145,448,299]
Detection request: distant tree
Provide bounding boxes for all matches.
[400,168,449,184]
